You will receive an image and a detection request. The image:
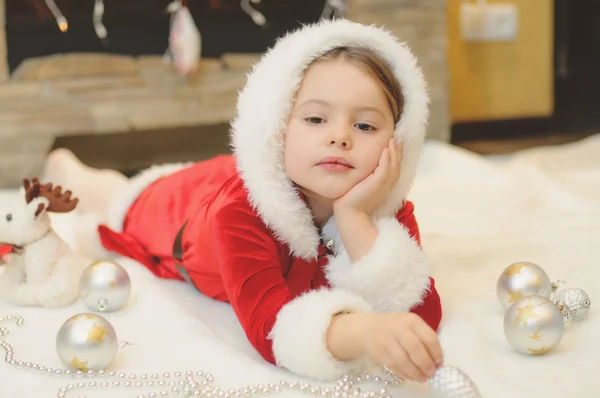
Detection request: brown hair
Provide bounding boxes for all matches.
[311,46,404,124]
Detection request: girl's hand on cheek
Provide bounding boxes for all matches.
[333,138,403,216]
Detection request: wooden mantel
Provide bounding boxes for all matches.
[0,0,449,188]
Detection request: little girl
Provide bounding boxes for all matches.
[43,19,443,383]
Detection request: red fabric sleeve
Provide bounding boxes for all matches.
[411,277,442,331]
[209,202,293,365]
[396,201,443,331]
[97,225,156,270]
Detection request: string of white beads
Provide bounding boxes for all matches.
[0,315,404,398]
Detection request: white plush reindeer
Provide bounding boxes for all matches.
[0,178,88,307]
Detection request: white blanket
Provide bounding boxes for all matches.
[1,135,599,398]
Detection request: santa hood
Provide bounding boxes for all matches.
[230,19,429,260]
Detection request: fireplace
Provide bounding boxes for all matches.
[0,0,450,188]
[5,0,327,74]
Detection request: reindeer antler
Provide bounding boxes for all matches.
[23,177,79,213]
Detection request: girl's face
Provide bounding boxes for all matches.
[284,59,396,202]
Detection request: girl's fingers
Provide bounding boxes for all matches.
[396,141,403,170]
[382,146,391,166]
[384,364,409,381]
[410,319,444,367]
[397,331,437,380]
[378,342,412,381]
[389,139,397,174]
[376,148,390,179]
[386,139,401,184]
[387,336,428,382]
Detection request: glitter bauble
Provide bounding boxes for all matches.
[429,366,481,398]
[503,295,565,355]
[497,262,552,310]
[555,287,591,321]
[80,260,131,312]
[56,313,118,372]
[553,301,573,327]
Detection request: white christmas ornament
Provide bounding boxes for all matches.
[554,301,573,326]
[496,261,553,310]
[166,1,202,75]
[79,260,131,312]
[503,295,565,355]
[241,0,267,27]
[555,287,592,321]
[429,366,481,398]
[55,313,118,372]
[93,0,107,40]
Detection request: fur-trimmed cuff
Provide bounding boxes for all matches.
[268,288,372,381]
[325,217,431,313]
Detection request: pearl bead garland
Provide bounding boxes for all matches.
[0,315,405,398]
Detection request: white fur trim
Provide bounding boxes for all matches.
[325,217,431,313]
[269,288,372,381]
[231,19,429,259]
[107,163,192,232]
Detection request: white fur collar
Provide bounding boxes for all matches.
[230,19,429,260]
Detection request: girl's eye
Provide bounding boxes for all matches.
[305,117,325,124]
[356,123,375,131]
[6,214,12,222]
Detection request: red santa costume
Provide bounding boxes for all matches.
[96,19,442,381]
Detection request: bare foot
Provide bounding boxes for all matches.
[41,149,129,216]
[41,148,89,191]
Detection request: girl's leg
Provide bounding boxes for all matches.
[41,148,129,218]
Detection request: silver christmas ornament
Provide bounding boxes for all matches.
[497,261,552,310]
[80,260,131,312]
[429,366,481,398]
[555,287,591,321]
[56,313,118,372]
[504,295,565,355]
[553,301,573,327]
[6,314,405,398]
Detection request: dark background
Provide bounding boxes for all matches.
[6,0,327,72]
